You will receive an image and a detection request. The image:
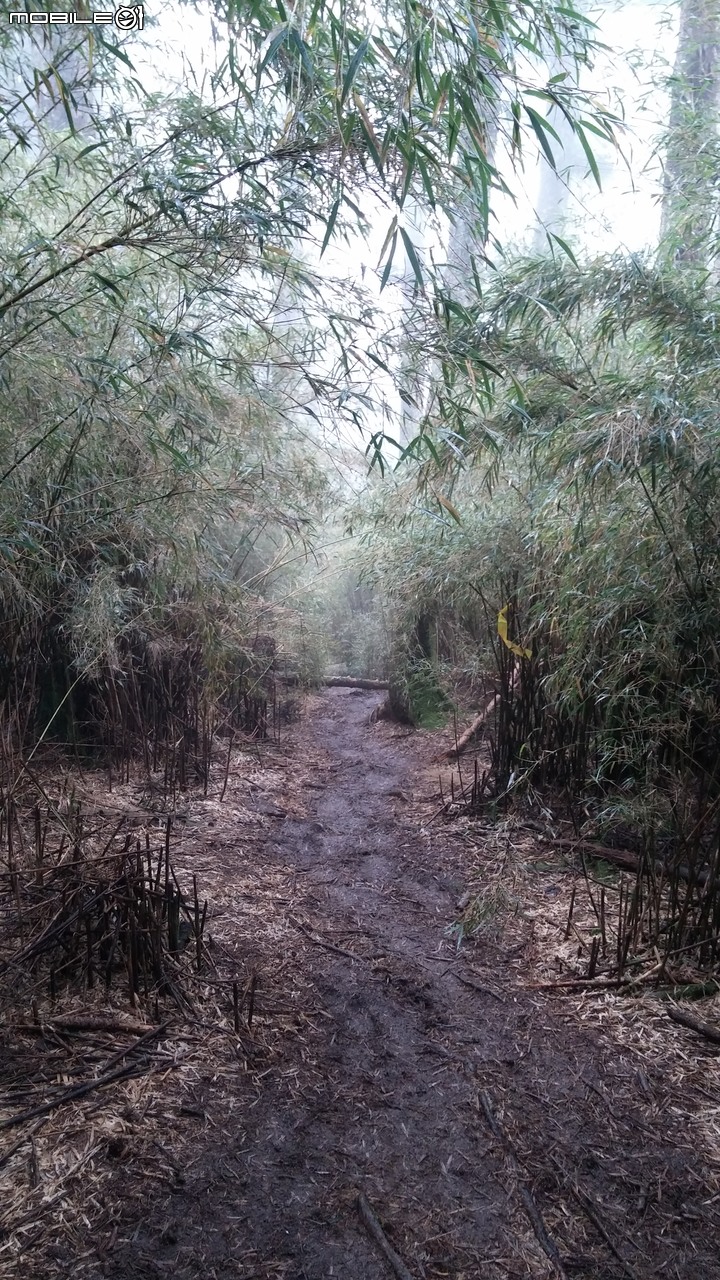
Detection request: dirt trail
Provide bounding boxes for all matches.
[94,690,716,1280]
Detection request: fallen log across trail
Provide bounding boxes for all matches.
[325,677,390,689]
[276,674,390,689]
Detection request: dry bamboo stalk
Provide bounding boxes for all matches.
[11,1015,157,1035]
[356,1191,417,1280]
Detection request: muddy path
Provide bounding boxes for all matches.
[55,690,718,1279]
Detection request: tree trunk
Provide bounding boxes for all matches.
[444,28,501,303]
[531,3,603,255]
[660,0,720,269]
[532,43,581,252]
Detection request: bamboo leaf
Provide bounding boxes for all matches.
[320,194,341,257]
[353,93,383,175]
[258,24,290,76]
[91,273,125,302]
[437,493,462,524]
[53,72,75,134]
[365,349,392,374]
[417,156,436,208]
[399,228,424,290]
[524,105,562,168]
[96,35,135,69]
[547,231,579,268]
[379,231,398,291]
[376,216,398,270]
[76,141,108,160]
[341,36,369,106]
[288,28,314,80]
[574,122,602,188]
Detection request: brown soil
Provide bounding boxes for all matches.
[2,688,719,1279]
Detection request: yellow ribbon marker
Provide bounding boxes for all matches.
[497,605,532,659]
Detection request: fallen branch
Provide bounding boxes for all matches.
[478,1090,567,1279]
[655,981,720,1000]
[553,838,709,886]
[666,1006,720,1045]
[448,668,519,760]
[326,677,389,690]
[0,1023,168,1131]
[526,976,720,1002]
[446,689,500,760]
[568,1183,640,1280]
[275,674,389,689]
[288,914,359,960]
[12,1015,157,1036]
[356,1190,418,1280]
[452,972,506,1003]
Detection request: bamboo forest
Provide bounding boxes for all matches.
[1,1,720,1276]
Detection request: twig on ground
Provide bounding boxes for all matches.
[288,914,359,960]
[567,1181,640,1280]
[451,971,506,1003]
[478,1089,568,1279]
[0,1023,168,1131]
[0,1117,48,1170]
[357,1189,418,1280]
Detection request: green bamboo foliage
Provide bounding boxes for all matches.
[359,251,720,962]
